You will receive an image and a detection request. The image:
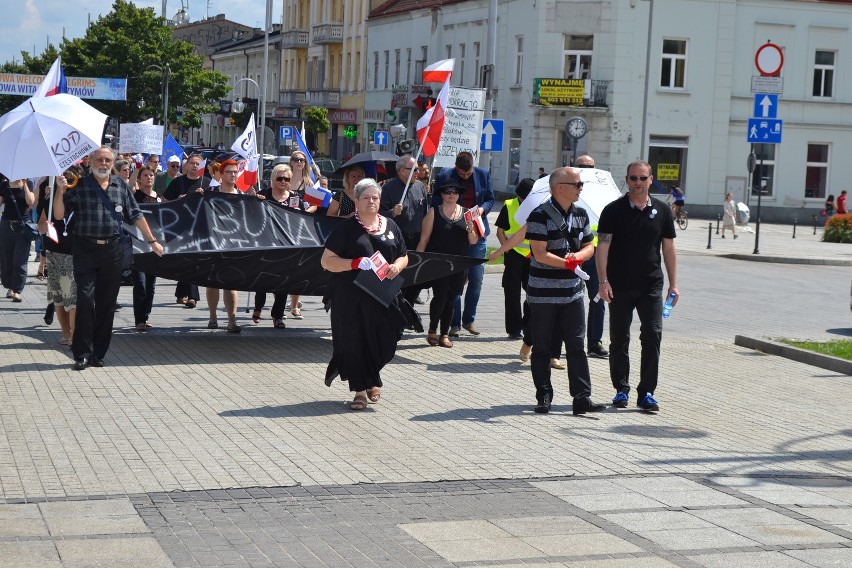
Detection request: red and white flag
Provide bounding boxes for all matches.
[232,114,258,190]
[416,78,450,158]
[34,56,67,98]
[422,58,454,84]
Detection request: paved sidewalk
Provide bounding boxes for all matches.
[0,218,850,566]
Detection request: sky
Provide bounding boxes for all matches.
[1,0,270,68]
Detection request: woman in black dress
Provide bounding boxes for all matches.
[416,181,478,348]
[320,178,409,410]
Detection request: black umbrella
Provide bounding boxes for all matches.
[333,150,401,178]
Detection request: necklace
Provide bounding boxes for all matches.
[355,212,384,234]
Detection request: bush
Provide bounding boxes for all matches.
[822,213,852,243]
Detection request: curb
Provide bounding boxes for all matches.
[722,254,852,266]
[734,335,852,375]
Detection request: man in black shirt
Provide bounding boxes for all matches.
[54,146,164,370]
[596,160,679,412]
[163,153,211,201]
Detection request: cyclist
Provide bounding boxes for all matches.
[666,186,685,219]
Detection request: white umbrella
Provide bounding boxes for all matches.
[0,93,107,180]
[514,168,623,227]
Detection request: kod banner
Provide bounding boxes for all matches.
[0,73,127,101]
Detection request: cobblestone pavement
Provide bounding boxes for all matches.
[0,220,850,566]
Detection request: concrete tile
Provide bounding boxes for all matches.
[692,551,812,567]
[56,537,174,568]
[635,526,759,550]
[424,536,542,563]
[39,499,139,518]
[555,492,665,512]
[615,476,708,493]
[737,489,848,506]
[731,524,848,546]
[561,560,681,568]
[532,479,625,496]
[40,498,149,537]
[523,532,643,556]
[490,515,601,537]
[798,507,852,525]
[0,541,61,567]
[786,547,852,567]
[603,510,714,532]
[641,490,748,508]
[0,504,49,537]
[400,519,511,542]
[692,507,800,526]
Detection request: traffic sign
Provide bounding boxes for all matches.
[755,43,784,77]
[279,126,293,140]
[480,119,504,152]
[751,76,783,94]
[753,94,778,119]
[373,130,389,146]
[747,118,782,144]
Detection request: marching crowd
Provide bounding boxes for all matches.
[0,146,679,416]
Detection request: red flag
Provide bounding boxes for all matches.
[235,159,258,191]
[422,59,454,83]
[416,79,450,158]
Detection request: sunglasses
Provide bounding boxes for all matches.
[574,164,594,169]
[169,163,180,167]
[559,181,584,188]
[276,176,291,182]
[291,157,306,163]
[223,170,239,175]
[628,175,650,181]
[441,190,459,195]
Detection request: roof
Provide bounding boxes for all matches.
[369,0,468,19]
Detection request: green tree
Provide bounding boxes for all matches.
[0,0,229,127]
[304,106,330,136]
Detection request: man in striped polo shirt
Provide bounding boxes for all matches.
[525,167,607,415]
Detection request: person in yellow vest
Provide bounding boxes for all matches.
[492,178,563,368]
[574,155,608,358]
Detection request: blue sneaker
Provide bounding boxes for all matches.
[638,393,659,412]
[612,391,629,408]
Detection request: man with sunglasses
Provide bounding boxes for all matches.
[525,167,606,415]
[596,160,679,413]
[157,156,183,195]
[433,151,495,336]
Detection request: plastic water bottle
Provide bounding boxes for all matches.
[662,292,676,319]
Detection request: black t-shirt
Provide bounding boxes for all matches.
[163,175,211,201]
[597,194,676,291]
[0,180,31,221]
[37,193,74,254]
[494,206,510,231]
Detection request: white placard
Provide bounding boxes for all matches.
[119,123,164,154]
[433,87,486,168]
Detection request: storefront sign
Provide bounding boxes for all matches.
[328,109,358,124]
[533,78,585,106]
[656,163,680,181]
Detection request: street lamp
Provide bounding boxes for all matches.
[146,64,170,137]
[232,77,264,158]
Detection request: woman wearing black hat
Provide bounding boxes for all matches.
[416,180,479,348]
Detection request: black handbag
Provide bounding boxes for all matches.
[7,187,39,241]
[92,181,134,270]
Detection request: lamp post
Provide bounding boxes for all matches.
[232,77,263,160]
[146,64,170,138]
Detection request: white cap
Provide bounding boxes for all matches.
[168,155,181,164]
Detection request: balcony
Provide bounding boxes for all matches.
[531,78,610,108]
[280,29,309,49]
[307,90,340,107]
[312,23,343,44]
[280,91,306,106]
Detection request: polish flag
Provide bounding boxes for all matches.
[304,181,332,208]
[416,78,450,158]
[34,56,68,98]
[422,58,454,84]
[235,158,258,191]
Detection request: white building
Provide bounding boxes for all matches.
[367,0,852,221]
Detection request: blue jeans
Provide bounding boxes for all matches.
[0,220,33,293]
[452,238,487,327]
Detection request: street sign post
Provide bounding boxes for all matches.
[747,118,782,144]
[373,130,389,146]
[480,119,504,152]
[753,94,778,119]
[279,126,293,140]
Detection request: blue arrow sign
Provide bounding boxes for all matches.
[747,118,782,144]
[373,130,389,146]
[753,94,778,119]
[279,126,293,140]
[480,119,504,152]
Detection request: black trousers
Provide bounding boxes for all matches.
[255,292,287,319]
[72,238,124,360]
[401,232,421,304]
[502,249,529,336]
[175,281,199,301]
[529,301,591,404]
[132,270,157,325]
[608,284,663,399]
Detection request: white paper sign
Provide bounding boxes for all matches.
[433,87,486,169]
[119,123,164,154]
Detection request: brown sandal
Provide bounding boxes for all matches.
[350,394,368,411]
[367,387,381,403]
[426,331,439,346]
[438,334,453,348]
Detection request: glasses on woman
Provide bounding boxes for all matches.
[223,170,239,176]
[291,157,306,163]
[276,176,291,182]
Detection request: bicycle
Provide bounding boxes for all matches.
[671,205,688,230]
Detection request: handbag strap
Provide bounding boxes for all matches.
[5,183,28,222]
[540,200,578,252]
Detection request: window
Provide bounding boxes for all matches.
[813,50,835,98]
[394,49,400,86]
[509,128,522,183]
[474,42,481,86]
[563,35,593,79]
[372,52,378,89]
[459,43,466,86]
[446,44,452,60]
[383,50,389,89]
[805,143,829,198]
[406,48,412,85]
[661,39,687,89]
[415,46,427,82]
[514,36,524,85]
[751,144,776,197]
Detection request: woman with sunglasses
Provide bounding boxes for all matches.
[252,164,302,328]
[326,164,365,219]
[283,151,317,319]
[416,181,479,348]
